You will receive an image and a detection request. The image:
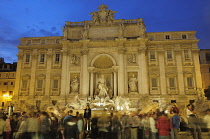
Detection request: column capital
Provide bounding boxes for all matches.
[192,49,199,54]
[118,48,126,54]
[81,49,89,55]
[17,54,24,60]
[157,50,165,55]
[174,50,182,55]
[61,49,69,56]
[138,48,147,54]
[32,54,38,59]
[47,53,53,58]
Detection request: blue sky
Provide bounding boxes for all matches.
[0,0,210,63]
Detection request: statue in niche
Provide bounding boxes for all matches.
[128,74,138,92]
[70,76,80,93]
[96,74,109,97]
[128,54,137,63]
[82,25,89,39]
[71,54,80,65]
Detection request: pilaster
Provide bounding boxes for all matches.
[158,50,166,95]
[175,49,185,95]
[192,49,202,89]
[14,52,24,98]
[60,48,68,98]
[30,50,38,96]
[138,48,149,94]
[45,50,53,96]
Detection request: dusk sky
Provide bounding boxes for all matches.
[0,0,210,63]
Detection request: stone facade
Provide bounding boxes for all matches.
[13,4,203,111]
[200,49,210,89]
[0,58,17,110]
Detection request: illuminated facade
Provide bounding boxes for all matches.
[199,49,210,99]
[0,58,16,110]
[13,4,203,111]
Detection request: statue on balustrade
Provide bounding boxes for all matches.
[128,74,138,92]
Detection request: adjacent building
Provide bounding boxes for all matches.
[200,49,210,99]
[0,58,17,110]
[12,4,204,111]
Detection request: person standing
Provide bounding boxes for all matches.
[171,109,180,139]
[156,111,171,139]
[188,110,202,139]
[150,113,158,139]
[25,112,39,139]
[77,114,84,139]
[203,109,210,132]
[0,114,6,139]
[129,112,140,139]
[84,105,91,131]
[121,113,131,139]
[39,112,50,139]
[63,110,73,126]
[3,114,12,139]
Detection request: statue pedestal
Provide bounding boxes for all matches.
[128,92,139,96]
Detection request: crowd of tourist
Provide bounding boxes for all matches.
[0,103,210,139]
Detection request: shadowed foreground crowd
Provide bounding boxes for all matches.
[0,104,210,139]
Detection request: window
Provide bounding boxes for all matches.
[169,78,176,90]
[53,79,59,88]
[206,54,210,61]
[25,54,30,62]
[55,54,60,64]
[11,73,15,77]
[167,50,173,59]
[41,40,45,44]
[4,82,7,85]
[187,77,194,88]
[40,54,45,63]
[150,51,156,60]
[148,36,154,41]
[151,78,158,89]
[9,91,13,96]
[6,73,8,77]
[182,35,187,39]
[184,50,190,59]
[22,80,28,89]
[165,35,170,39]
[11,82,14,85]
[37,79,43,89]
[27,40,31,44]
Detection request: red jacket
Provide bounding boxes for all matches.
[156,116,171,136]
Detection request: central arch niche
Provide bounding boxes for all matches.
[93,55,114,68]
[90,54,117,97]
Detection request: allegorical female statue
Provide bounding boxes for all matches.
[128,74,138,92]
[70,76,79,93]
[96,74,108,97]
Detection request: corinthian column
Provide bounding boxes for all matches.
[118,48,125,96]
[138,48,149,94]
[81,49,89,96]
[60,49,68,98]
[14,52,24,98]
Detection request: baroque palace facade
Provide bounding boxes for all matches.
[12,4,204,111]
